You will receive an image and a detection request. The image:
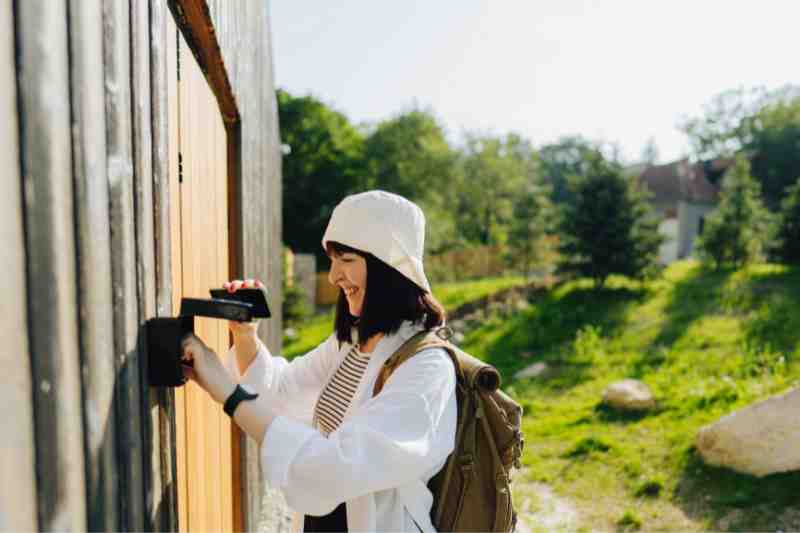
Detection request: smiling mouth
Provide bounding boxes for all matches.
[343,287,359,296]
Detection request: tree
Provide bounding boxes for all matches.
[538,136,603,206]
[363,108,458,202]
[680,85,800,210]
[277,89,366,264]
[456,133,537,247]
[504,181,553,281]
[770,177,800,264]
[696,156,771,269]
[640,136,659,165]
[557,155,663,288]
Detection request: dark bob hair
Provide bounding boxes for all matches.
[326,241,446,347]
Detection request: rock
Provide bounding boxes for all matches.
[696,387,800,477]
[449,319,466,332]
[514,361,550,380]
[602,379,655,411]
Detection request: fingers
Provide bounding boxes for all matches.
[223,278,264,292]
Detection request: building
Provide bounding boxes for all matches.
[637,158,731,263]
[3,2,287,532]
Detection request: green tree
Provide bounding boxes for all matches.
[539,136,603,206]
[504,181,553,281]
[696,156,771,269]
[278,89,366,264]
[557,155,663,288]
[680,85,800,210]
[770,177,800,264]
[456,133,536,246]
[363,108,458,202]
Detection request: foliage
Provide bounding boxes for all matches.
[277,89,367,264]
[696,156,772,269]
[557,155,663,288]
[456,133,538,247]
[538,135,602,206]
[772,177,800,264]
[462,261,800,531]
[363,109,463,254]
[281,247,311,326]
[680,85,800,210]
[504,181,554,281]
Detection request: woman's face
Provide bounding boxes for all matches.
[328,251,367,317]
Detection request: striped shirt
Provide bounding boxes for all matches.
[313,344,371,437]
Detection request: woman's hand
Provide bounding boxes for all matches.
[224,279,263,362]
[181,333,236,404]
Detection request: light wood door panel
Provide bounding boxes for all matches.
[168,14,236,533]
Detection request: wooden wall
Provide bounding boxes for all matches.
[205,3,289,531]
[4,1,283,531]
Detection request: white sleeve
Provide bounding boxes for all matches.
[224,334,338,426]
[259,347,458,516]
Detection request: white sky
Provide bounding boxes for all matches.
[268,1,798,164]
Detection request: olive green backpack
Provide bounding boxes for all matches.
[373,327,524,532]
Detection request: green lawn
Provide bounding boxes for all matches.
[281,274,526,359]
[461,261,800,531]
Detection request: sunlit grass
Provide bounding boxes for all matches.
[463,260,800,531]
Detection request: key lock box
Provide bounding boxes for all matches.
[146,287,271,387]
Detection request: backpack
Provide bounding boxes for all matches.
[372,326,524,532]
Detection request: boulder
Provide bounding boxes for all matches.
[602,379,655,411]
[695,387,800,477]
[514,361,550,380]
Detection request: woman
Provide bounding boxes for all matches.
[181,190,457,532]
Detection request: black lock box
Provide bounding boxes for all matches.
[146,287,270,387]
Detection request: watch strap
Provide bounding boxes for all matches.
[223,384,259,417]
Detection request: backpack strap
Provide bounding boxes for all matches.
[372,327,462,397]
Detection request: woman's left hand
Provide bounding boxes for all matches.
[181,333,237,404]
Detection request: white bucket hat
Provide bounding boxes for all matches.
[321,190,431,292]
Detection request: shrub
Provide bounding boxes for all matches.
[772,176,800,264]
[696,156,771,268]
[557,155,663,288]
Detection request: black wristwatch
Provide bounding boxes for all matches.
[223,385,259,417]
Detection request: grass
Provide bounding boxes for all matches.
[461,260,800,531]
[282,275,526,359]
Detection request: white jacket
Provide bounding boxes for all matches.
[225,320,457,532]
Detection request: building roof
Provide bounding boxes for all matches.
[636,157,731,206]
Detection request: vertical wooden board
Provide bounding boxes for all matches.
[168,15,189,533]
[67,0,119,530]
[0,2,38,530]
[151,0,179,531]
[15,0,88,530]
[131,1,167,530]
[102,1,145,530]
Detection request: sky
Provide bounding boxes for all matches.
[268,1,798,164]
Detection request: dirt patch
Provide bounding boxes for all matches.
[515,482,579,533]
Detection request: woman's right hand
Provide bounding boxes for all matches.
[224,279,263,352]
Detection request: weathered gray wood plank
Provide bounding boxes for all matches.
[15,0,88,530]
[0,2,38,530]
[131,1,166,531]
[102,1,146,530]
[150,1,179,530]
[67,0,120,530]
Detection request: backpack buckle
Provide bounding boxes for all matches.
[436,326,454,341]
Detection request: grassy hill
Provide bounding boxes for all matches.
[461,261,800,531]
